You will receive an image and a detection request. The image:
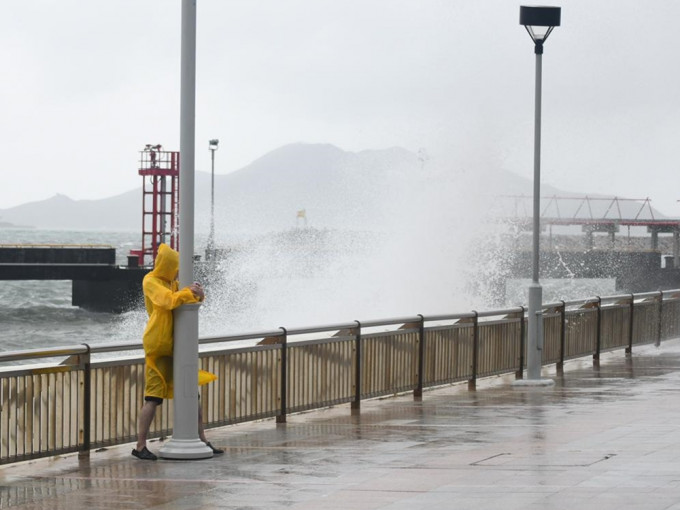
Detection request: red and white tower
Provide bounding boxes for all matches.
[129,144,180,266]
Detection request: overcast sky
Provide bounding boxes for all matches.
[1,0,679,215]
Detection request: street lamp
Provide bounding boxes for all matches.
[207,138,219,258]
[159,0,212,460]
[519,5,560,382]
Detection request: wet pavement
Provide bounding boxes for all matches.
[2,340,680,509]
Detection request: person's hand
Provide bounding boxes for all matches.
[189,282,205,301]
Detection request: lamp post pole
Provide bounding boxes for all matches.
[519,5,560,383]
[207,139,219,258]
[159,0,212,460]
[527,30,545,381]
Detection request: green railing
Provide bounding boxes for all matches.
[1,290,679,465]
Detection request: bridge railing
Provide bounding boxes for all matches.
[1,290,679,465]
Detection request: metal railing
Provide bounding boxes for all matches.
[1,290,680,465]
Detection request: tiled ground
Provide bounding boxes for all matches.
[2,340,680,509]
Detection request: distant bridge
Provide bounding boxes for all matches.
[496,195,680,257]
[500,195,659,222]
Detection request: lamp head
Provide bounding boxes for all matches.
[209,139,219,150]
[520,6,561,52]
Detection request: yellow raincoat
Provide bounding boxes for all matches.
[142,243,216,400]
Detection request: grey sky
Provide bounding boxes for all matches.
[2,1,679,214]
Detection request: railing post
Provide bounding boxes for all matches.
[516,306,525,379]
[468,311,479,391]
[593,296,602,366]
[414,314,425,400]
[557,301,566,375]
[656,291,663,347]
[276,327,288,424]
[79,343,91,458]
[626,294,634,356]
[351,321,361,414]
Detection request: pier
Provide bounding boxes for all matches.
[508,249,680,292]
[0,244,146,312]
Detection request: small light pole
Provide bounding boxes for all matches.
[519,5,560,382]
[207,138,219,259]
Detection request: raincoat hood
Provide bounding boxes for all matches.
[151,244,179,282]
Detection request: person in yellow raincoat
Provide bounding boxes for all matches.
[133,243,223,460]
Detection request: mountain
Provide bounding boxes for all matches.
[0,143,424,233]
[0,142,665,234]
[206,143,422,235]
[0,191,140,231]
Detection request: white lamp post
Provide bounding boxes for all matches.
[519,5,560,383]
[159,0,212,460]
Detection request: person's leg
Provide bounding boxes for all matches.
[137,399,160,451]
[198,402,207,442]
[198,401,224,454]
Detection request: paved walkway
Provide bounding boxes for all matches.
[2,340,680,509]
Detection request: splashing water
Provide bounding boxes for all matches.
[0,151,618,349]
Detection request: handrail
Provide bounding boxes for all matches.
[284,322,359,336]
[476,307,524,318]
[0,344,89,362]
[636,291,664,300]
[200,329,285,344]
[359,316,422,328]
[421,312,476,322]
[89,341,143,354]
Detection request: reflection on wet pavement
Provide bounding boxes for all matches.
[2,340,680,509]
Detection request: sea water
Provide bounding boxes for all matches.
[0,228,389,351]
[0,229,146,351]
